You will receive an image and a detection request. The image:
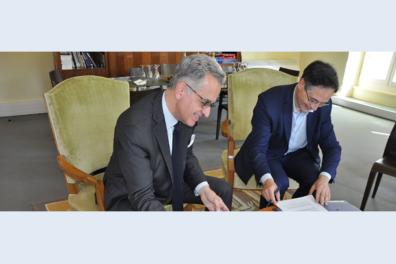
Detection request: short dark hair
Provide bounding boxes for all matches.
[302,60,339,92]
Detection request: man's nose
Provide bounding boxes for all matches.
[202,107,211,118]
[311,104,319,111]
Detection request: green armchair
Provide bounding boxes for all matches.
[221,68,297,189]
[44,76,130,210]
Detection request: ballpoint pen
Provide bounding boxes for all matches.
[266,187,280,206]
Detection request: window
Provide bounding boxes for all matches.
[358,52,396,88]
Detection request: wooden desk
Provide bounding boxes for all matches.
[260,205,278,212]
[113,76,168,105]
[130,86,162,105]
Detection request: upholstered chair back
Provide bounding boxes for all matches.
[45,75,130,210]
[228,68,297,141]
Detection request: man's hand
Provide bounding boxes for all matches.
[199,186,229,211]
[261,179,280,205]
[309,175,331,206]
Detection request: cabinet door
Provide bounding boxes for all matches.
[53,52,109,79]
[107,52,184,77]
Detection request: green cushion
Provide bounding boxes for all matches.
[228,68,297,140]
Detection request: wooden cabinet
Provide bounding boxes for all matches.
[53,52,110,79]
[107,52,184,77]
[53,52,240,79]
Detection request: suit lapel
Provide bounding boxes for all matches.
[152,92,193,182]
[152,92,174,182]
[283,85,295,143]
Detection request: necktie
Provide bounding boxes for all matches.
[171,122,184,211]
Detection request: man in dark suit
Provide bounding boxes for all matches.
[104,54,232,211]
[235,60,341,208]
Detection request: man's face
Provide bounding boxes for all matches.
[175,74,221,127]
[297,79,334,112]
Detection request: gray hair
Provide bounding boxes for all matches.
[169,54,226,90]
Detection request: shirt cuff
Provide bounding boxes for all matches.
[194,181,209,196]
[259,173,273,185]
[320,171,332,182]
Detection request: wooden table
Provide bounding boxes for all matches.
[260,205,278,212]
[113,76,168,105]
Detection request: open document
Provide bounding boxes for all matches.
[276,195,327,211]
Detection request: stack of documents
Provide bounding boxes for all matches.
[276,195,360,211]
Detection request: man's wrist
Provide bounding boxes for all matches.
[260,173,273,185]
[194,181,209,196]
[319,172,331,182]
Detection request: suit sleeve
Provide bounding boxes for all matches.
[318,102,342,180]
[248,96,274,183]
[116,124,165,211]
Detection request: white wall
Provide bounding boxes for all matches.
[299,52,349,85]
[0,52,53,117]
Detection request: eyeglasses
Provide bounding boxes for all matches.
[304,88,330,108]
[184,82,216,108]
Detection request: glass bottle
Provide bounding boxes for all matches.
[146,65,153,79]
[153,64,160,80]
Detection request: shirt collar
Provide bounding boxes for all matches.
[293,85,312,114]
[162,92,178,130]
[292,85,300,113]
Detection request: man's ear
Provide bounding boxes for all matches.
[175,82,186,100]
[297,78,305,91]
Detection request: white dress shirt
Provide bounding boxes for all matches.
[260,87,331,185]
[161,93,208,196]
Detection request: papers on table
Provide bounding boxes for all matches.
[276,195,327,212]
[133,79,147,86]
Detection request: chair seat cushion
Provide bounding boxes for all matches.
[68,173,104,211]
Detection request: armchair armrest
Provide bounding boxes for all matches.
[57,155,98,185]
[57,155,105,211]
[221,120,236,186]
[221,120,232,139]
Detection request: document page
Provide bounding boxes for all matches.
[276,195,327,211]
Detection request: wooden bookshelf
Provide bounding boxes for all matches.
[107,52,184,77]
[53,52,110,79]
[53,52,241,80]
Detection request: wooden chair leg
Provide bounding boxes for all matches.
[215,106,223,140]
[372,172,383,198]
[360,168,378,210]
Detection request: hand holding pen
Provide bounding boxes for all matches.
[261,179,280,206]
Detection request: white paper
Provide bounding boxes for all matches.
[133,79,147,86]
[276,195,327,212]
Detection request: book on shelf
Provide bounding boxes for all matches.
[59,52,106,70]
[60,53,73,70]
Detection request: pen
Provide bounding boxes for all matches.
[267,187,280,205]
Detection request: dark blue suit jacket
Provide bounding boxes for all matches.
[235,83,341,185]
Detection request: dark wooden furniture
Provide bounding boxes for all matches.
[130,87,162,105]
[53,52,185,79]
[216,88,228,139]
[107,52,184,77]
[360,122,396,210]
[53,52,109,79]
[49,69,64,87]
[279,67,300,77]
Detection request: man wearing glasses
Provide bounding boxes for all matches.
[104,54,232,211]
[235,60,341,208]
